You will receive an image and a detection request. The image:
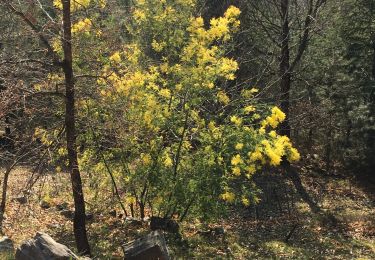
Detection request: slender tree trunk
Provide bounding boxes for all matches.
[61,0,90,255]
[0,166,12,231]
[278,0,324,215]
[4,116,10,136]
[366,37,375,170]
[279,0,291,138]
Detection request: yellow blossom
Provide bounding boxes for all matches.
[259,127,266,134]
[221,191,235,203]
[232,166,241,176]
[126,196,137,204]
[235,143,244,150]
[219,58,238,79]
[250,88,259,93]
[260,106,286,129]
[164,155,173,167]
[231,154,243,165]
[144,111,153,125]
[249,149,262,162]
[269,130,277,138]
[109,51,121,63]
[208,121,216,131]
[246,164,256,174]
[261,139,282,166]
[141,153,152,165]
[217,91,230,105]
[159,88,171,99]
[98,0,106,8]
[242,88,258,98]
[151,39,166,52]
[224,6,241,19]
[96,30,103,37]
[230,116,242,126]
[242,197,250,206]
[134,9,146,22]
[288,147,300,161]
[271,106,286,121]
[244,105,255,114]
[72,18,92,34]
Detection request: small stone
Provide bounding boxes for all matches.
[56,202,69,211]
[109,209,116,217]
[211,227,225,236]
[12,196,27,204]
[60,209,74,219]
[86,213,94,221]
[40,200,51,209]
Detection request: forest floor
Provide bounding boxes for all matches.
[1,165,374,259]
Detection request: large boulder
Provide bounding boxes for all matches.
[150,217,179,233]
[15,232,79,260]
[0,236,14,257]
[123,230,169,260]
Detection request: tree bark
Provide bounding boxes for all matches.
[0,166,12,231]
[366,37,375,169]
[279,0,291,138]
[61,0,90,255]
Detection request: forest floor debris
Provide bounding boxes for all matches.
[1,167,374,259]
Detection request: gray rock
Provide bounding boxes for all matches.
[109,209,116,217]
[123,230,169,260]
[40,200,51,209]
[56,202,68,211]
[150,217,179,233]
[12,196,27,204]
[0,236,14,252]
[15,232,79,260]
[60,209,74,219]
[85,213,93,221]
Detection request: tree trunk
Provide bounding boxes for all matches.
[0,166,12,231]
[61,0,90,255]
[279,0,291,138]
[366,37,375,171]
[4,116,10,136]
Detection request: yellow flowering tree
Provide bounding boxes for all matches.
[73,0,300,220]
[43,0,300,220]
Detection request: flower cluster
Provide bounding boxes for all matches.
[72,18,92,34]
